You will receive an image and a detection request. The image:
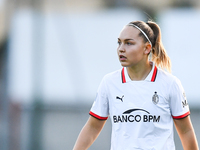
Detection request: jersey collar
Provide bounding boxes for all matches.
[121,62,158,83]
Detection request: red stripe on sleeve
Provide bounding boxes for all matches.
[151,66,157,82]
[172,111,190,119]
[89,111,108,120]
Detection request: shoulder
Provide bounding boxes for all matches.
[97,69,122,91]
[102,69,122,83]
[157,68,181,86]
[156,69,185,98]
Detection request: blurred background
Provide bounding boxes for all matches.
[0,0,200,150]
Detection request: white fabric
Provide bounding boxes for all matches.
[90,63,190,150]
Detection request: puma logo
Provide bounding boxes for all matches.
[116,95,124,102]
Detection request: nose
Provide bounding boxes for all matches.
[118,43,125,52]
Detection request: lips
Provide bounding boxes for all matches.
[119,55,127,61]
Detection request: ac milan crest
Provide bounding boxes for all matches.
[152,91,159,104]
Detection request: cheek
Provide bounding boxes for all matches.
[128,49,145,62]
[128,47,143,57]
[117,48,120,55]
[117,46,119,52]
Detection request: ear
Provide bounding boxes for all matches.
[144,43,152,55]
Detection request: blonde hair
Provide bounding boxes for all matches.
[128,21,171,72]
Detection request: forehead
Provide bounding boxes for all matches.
[118,25,141,40]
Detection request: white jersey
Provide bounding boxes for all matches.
[89,62,190,150]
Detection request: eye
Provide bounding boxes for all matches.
[117,41,121,45]
[126,42,132,45]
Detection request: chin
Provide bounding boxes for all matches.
[120,62,129,67]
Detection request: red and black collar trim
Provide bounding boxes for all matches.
[121,66,158,83]
[121,67,126,83]
[151,66,157,82]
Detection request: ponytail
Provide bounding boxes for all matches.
[146,21,171,72]
[129,21,171,72]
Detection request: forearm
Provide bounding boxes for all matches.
[180,129,199,150]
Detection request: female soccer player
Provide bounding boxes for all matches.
[73,21,199,150]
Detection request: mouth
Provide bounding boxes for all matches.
[119,55,127,61]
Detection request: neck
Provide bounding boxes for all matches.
[127,61,152,81]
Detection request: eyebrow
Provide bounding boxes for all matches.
[118,38,134,41]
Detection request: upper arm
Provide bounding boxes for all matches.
[169,78,190,119]
[173,116,193,135]
[73,116,107,150]
[86,116,107,133]
[90,76,109,120]
[174,116,199,150]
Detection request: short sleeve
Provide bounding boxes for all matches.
[169,77,190,119]
[89,76,109,120]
